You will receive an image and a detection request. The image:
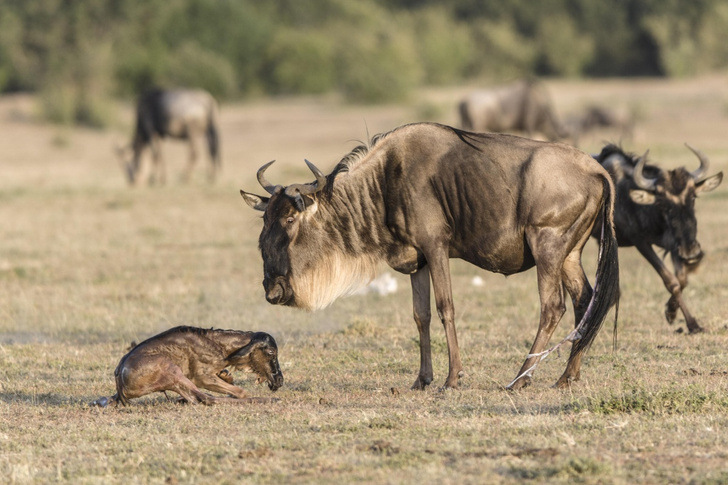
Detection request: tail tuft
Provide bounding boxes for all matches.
[572,176,620,356]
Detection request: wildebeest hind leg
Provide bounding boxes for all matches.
[181,133,201,183]
[410,267,433,390]
[555,252,593,388]
[509,231,567,391]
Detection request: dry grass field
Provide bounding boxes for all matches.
[1,76,728,484]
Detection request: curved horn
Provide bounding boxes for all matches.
[257,160,278,195]
[304,159,327,191]
[685,143,709,181]
[633,150,657,191]
[284,159,328,198]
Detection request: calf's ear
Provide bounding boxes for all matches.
[228,340,271,364]
[240,190,269,211]
[629,189,656,205]
[696,172,723,194]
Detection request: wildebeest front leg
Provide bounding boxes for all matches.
[410,267,433,390]
[424,248,463,390]
[636,243,702,333]
[194,374,250,399]
[667,252,702,333]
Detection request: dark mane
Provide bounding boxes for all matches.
[597,143,664,180]
[326,123,489,186]
[597,143,637,164]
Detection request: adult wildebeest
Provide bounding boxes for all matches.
[593,144,723,333]
[564,105,634,146]
[91,326,283,407]
[458,79,569,141]
[240,122,619,390]
[117,89,221,185]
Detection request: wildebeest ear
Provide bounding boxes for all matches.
[228,340,270,363]
[695,172,723,194]
[240,190,269,211]
[629,189,656,205]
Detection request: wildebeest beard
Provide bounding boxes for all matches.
[287,248,379,311]
[259,205,379,311]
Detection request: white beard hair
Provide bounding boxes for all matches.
[289,250,379,311]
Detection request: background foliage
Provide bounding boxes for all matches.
[1,0,727,123]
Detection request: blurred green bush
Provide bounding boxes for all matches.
[0,0,726,126]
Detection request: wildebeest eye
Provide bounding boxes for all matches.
[286,217,295,224]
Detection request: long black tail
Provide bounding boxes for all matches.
[572,176,620,356]
[206,103,221,170]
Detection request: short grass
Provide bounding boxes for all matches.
[1,76,728,484]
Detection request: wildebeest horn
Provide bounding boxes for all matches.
[685,143,709,181]
[257,160,278,195]
[282,160,327,211]
[283,159,327,197]
[305,159,327,189]
[633,150,657,191]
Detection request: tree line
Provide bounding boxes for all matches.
[0,0,725,125]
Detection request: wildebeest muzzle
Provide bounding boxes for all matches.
[678,241,703,267]
[264,275,294,306]
[268,367,284,391]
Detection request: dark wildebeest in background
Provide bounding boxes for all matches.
[593,144,723,333]
[240,123,619,391]
[458,79,569,141]
[117,89,221,185]
[565,105,634,146]
[92,326,283,407]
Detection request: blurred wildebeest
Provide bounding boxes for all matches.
[92,326,283,407]
[117,89,221,185]
[240,123,619,391]
[458,79,569,141]
[593,144,723,333]
[565,105,634,145]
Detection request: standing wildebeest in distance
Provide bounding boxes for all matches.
[564,105,635,146]
[593,144,723,334]
[458,79,570,141]
[92,326,283,407]
[240,122,619,391]
[117,89,221,185]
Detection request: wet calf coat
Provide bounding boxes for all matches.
[93,326,283,406]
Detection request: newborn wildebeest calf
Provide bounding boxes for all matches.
[92,326,283,407]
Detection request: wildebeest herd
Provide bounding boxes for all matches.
[95,79,722,406]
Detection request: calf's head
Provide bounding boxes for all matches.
[228,332,283,391]
[629,145,722,265]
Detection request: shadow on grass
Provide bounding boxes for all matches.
[0,390,92,407]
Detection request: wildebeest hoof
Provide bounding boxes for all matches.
[243,397,280,404]
[687,325,705,335]
[411,376,432,391]
[506,375,531,391]
[217,369,234,384]
[90,397,109,407]
[665,298,680,324]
